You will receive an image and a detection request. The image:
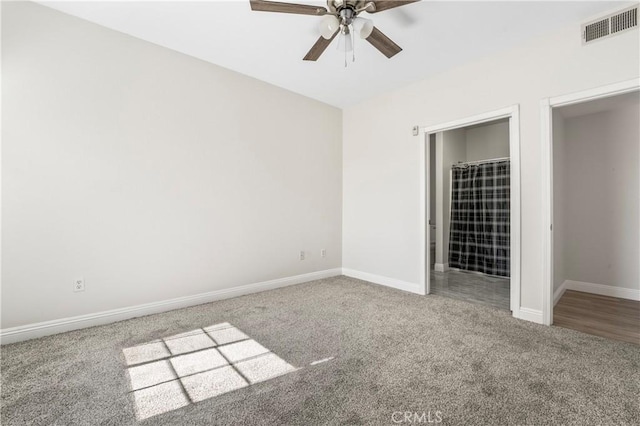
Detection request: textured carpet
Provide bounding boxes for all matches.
[1,276,639,425]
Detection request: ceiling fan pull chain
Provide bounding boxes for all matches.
[351,27,356,63]
[344,46,347,68]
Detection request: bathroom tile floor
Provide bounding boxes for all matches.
[430,270,510,311]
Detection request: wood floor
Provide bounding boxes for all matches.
[554,290,640,345]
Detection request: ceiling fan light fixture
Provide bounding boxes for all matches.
[353,17,374,39]
[319,15,340,39]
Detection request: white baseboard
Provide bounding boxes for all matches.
[0,268,342,345]
[514,307,544,324]
[553,281,567,306]
[342,268,425,295]
[434,263,449,272]
[563,280,640,301]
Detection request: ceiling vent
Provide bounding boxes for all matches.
[582,6,638,44]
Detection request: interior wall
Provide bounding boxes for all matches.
[2,2,343,329]
[429,134,436,253]
[465,120,510,162]
[342,15,639,315]
[552,110,567,293]
[560,99,639,291]
[435,129,466,268]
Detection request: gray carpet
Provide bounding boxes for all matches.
[1,276,639,425]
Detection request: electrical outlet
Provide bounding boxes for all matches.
[74,278,85,292]
[321,249,326,258]
[299,251,305,261]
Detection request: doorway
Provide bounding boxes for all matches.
[419,105,521,317]
[428,120,511,310]
[541,80,640,342]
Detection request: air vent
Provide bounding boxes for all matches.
[611,7,638,33]
[582,6,638,44]
[585,18,609,42]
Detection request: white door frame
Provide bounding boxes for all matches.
[417,105,521,315]
[540,78,640,326]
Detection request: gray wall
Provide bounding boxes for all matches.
[2,2,343,328]
[552,110,567,293]
[429,134,436,250]
[466,120,510,162]
[435,129,466,267]
[555,98,639,291]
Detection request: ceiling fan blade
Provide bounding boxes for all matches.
[303,31,339,61]
[365,26,402,58]
[368,0,420,13]
[250,0,328,16]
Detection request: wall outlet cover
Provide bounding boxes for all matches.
[74,278,85,292]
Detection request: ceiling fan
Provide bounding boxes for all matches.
[250,0,420,61]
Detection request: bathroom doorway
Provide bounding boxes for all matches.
[428,120,511,310]
[420,105,521,317]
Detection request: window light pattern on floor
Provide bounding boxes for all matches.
[122,323,297,420]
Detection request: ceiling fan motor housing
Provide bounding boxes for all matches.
[327,0,368,15]
[339,8,356,26]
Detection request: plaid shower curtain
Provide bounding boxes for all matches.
[448,160,510,277]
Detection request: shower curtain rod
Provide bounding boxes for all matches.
[452,157,510,168]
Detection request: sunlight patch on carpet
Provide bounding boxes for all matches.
[310,356,335,366]
[123,323,297,420]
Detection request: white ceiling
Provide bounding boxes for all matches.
[39,1,630,108]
